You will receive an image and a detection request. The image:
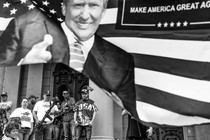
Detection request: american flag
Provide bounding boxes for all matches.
[1,0,210,127]
[0,0,64,33]
[0,0,35,17]
[98,0,210,126]
[0,0,35,34]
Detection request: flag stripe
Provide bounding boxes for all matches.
[98,24,142,37]
[98,24,210,41]
[104,37,210,62]
[0,17,13,31]
[100,8,117,25]
[135,68,210,103]
[132,53,210,81]
[136,85,210,119]
[137,101,210,126]
[107,1,118,8]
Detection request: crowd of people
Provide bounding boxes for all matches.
[0,86,98,140]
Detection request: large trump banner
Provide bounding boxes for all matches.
[1,0,210,127]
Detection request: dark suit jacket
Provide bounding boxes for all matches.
[0,9,138,119]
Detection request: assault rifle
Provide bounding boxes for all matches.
[35,98,58,133]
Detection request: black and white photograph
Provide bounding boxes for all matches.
[0,0,210,140]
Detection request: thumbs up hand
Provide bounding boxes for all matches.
[17,34,53,66]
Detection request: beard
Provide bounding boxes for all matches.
[30,100,36,105]
[82,97,89,101]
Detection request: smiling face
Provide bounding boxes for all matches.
[62,0,107,41]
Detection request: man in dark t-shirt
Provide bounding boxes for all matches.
[61,90,76,140]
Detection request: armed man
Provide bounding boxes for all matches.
[33,91,59,140]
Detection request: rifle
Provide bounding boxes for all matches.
[35,99,58,133]
[57,99,75,118]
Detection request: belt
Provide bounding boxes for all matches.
[21,127,30,129]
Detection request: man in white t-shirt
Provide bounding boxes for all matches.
[10,98,33,140]
[33,91,58,140]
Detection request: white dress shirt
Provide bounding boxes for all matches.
[61,22,94,62]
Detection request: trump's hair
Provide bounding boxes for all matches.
[63,0,108,9]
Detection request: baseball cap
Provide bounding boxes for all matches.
[81,85,93,94]
[1,92,8,96]
[80,86,90,94]
[44,91,51,96]
[81,89,88,94]
[28,95,39,99]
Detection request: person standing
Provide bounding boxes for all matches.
[74,87,98,140]
[9,98,33,140]
[52,101,63,140]
[61,90,76,140]
[27,95,39,112]
[33,91,59,140]
[27,95,39,140]
[0,92,13,120]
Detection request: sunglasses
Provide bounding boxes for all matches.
[63,92,69,95]
[1,95,7,97]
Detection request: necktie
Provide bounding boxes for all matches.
[69,40,85,72]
